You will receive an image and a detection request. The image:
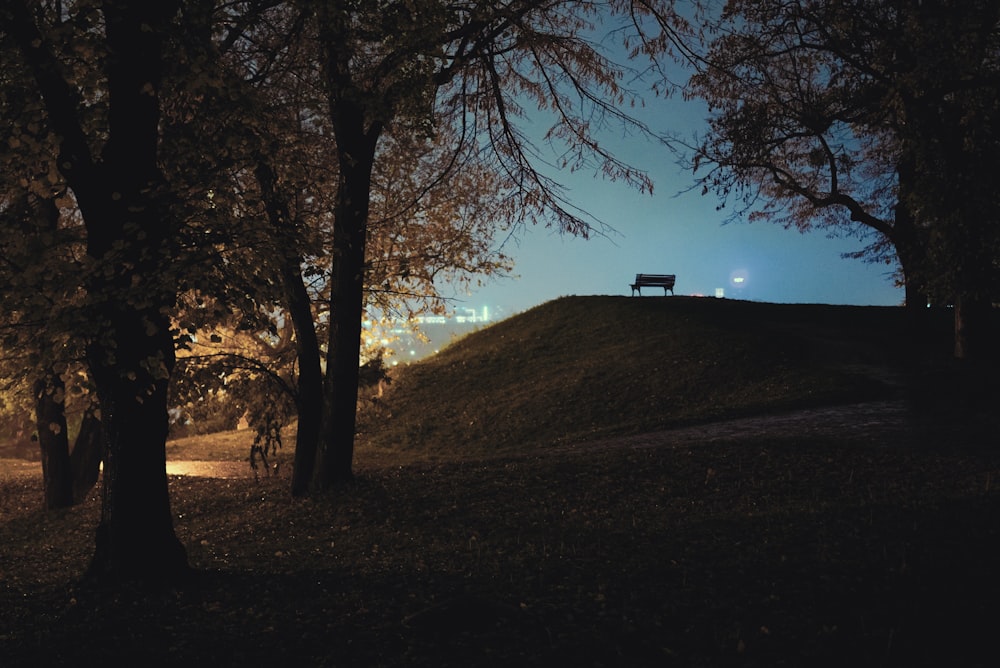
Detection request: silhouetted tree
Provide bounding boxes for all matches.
[0,0,697,582]
[2,0,188,581]
[688,0,1000,358]
[299,0,693,488]
[0,115,102,508]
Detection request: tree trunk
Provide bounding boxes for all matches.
[34,373,105,508]
[253,159,324,497]
[287,262,324,496]
[86,313,188,582]
[953,294,990,361]
[314,104,381,489]
[890,153,941,358]
[894,236,934,343]
[71,410,104,504]
[34,371,74,510]
[893,155,931,309]
[9,0,187,581]
[309,2,386,489]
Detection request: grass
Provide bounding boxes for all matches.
[359,296,949,455]
[2,296,999,667]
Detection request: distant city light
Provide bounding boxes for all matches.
[379,305,494,362]
[715,288,725,298]
[729,269,749,289]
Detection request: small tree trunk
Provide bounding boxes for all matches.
[253,159,324,497]
[71,410,103,504]
[34,371,74,510]
[953,294,990,360]
[288,273,324,496]
[34,376,105,508]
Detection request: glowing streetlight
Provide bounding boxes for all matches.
[729,269,749,289]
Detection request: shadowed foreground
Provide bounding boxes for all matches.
[2,298,999,666]
[3,404,999,667]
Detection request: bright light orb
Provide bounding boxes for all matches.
[729,269,749,288]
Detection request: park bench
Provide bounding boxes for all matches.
[630,273,675,296]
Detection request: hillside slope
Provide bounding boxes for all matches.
[360,296,946,455]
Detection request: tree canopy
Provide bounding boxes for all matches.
[0,0,695,580]
[5,0,999,585]
[687,0,1000,356]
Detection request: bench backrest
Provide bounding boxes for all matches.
[635,274,675,284]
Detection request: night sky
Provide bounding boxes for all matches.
[453,93,903,320]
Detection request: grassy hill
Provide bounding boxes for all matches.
[358,296,948,457]
[1,296,955,466]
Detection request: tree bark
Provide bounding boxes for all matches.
[314,102,381,489]
[953,294,990,361]
[893,155,931,310]
[34,371,74,510]
[310,4,385,489]
[33,372,105,508]
[86,313,187,582]
[6,0,189,581]
[286,258,325,496]
[71,409,103,504]
[82,1,188,583]
[253,159,324,497]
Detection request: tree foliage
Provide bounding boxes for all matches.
[0,0,696,580]
[0,27,100,509]
[291,0,695,489]
[687,0,1000,356]
[2,0,190,580]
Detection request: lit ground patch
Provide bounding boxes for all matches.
[166,460,256,478]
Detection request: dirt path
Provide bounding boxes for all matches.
[0,400,918,482]
[553,398,915,455]
[0,457,261,481]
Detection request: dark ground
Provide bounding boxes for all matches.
[3,398,999,667]
[3,298,999,666]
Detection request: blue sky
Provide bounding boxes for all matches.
[445,93,903,320]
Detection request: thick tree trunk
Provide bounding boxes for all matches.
[314,105,380,489]
[903,279,928,311]
[893,155,931,310]
[9,0,187,581]
[891,154,941,357]
[895,238,934,344]
[94,3,187,582]
[34,371,74,510]
[86,313,188,582]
